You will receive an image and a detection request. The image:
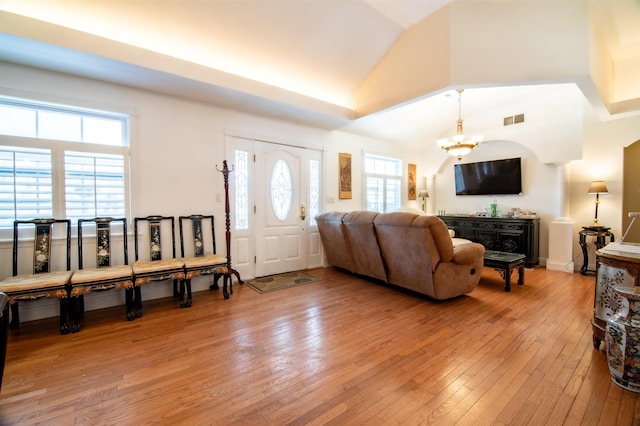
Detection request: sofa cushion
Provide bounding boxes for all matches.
[422,215,455,264]
[373,212,435,295]
[342,211,387,281]
[315,212,352,271]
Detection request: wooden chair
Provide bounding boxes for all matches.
[0,292,9,391]
[179,215,229,306]
[0,219,73,335]
[132,215,185,317]
[69,217,134,332]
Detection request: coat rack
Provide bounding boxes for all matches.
[211,160,243,298]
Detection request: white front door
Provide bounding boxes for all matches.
[254,141,322,277]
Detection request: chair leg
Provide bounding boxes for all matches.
[173,280,181,298]
[134,286,143,318]
[210,273,221,291]
[70,293,84,334]
[70,296,81,334]
[125,288,135,321]
[178,279,185,303]
[223,274,230,299]
[180,279,192,308]
[59,298,70,335]
[9,303,19,329]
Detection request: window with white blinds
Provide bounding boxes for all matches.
[64,151,126,222]
[0,96,129,233]
[364,154,402,213]
[0,146,53,226]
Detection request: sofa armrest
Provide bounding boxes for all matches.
[452,243,485,265]
[316,212,352,271]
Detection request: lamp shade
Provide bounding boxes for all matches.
[588,181,608,194]
[418,190,429,198]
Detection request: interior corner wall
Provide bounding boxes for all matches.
[353,6,451,117]
[623,141,640,243]
[568,106,640,270]
[449,1,589,87]
[588,3,614,106]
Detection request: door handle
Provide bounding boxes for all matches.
[300,204,306,220]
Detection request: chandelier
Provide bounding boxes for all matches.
[437,89,482,160]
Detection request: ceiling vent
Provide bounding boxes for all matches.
[504,113,525,126]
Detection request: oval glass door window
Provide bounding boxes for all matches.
[271,159,293,221]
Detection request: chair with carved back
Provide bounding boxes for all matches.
[0,219,72,335]
[69,217,134,332]
[179,215,228,306]
[132,215,185,317]
[0,292,8,391]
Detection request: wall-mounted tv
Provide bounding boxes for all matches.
[454,157,522,195]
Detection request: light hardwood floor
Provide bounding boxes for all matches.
[1,266,639,425]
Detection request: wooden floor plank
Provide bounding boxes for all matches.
[1,266,640,425]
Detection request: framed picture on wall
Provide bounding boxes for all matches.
[339,153,352,199]
[408,163,416,200]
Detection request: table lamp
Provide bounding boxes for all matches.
[588,181,608,226]
[418,189,429,213]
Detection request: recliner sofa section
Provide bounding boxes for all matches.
[315,211,485,300]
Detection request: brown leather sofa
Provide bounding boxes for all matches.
[315,211,485,300]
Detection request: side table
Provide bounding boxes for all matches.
[580,226,614,275]
[483,250,526,292]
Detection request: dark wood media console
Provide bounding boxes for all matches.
[439,215,540,268]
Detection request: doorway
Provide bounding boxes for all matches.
[228,136,323,279]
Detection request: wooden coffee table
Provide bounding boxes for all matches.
[483,250,526,292]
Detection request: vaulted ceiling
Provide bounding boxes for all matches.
[0,0,639,147]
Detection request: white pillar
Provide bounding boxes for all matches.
[427,174,436,215]
[547,163,575,272]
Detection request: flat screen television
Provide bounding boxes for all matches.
[454,157,522,195]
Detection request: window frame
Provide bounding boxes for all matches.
[0,97,131,239]
[363,153,403,213]
[0,96,129,144]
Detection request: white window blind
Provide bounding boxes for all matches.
[0,146,53,227]
[64,151,126,222]
[364,154,402,213]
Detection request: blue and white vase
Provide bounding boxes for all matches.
[606,286,640,392]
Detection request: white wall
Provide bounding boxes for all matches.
[567,106,640,270]
[431,140,557,265]
[0,62,411,322]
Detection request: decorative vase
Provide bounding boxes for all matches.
[605,286,640,392]
[490,201,498,218]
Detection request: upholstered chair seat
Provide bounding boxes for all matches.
[70,265,133,288]
[182,254,228,274]
[0,271,72,295]
[133,258,185,277]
